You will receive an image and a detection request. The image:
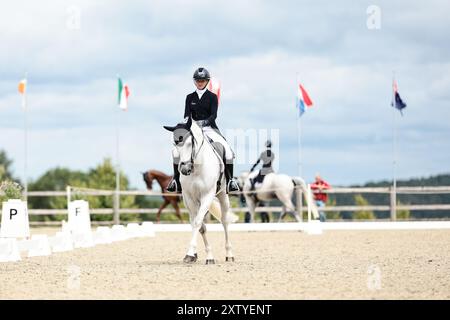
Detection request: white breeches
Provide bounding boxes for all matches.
[203,126,234,161]
[172,125,234,162]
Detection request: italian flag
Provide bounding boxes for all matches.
[118,77,130,110]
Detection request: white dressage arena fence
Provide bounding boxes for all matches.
[59,184,450,224]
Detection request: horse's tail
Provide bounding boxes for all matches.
[291,177,319,220]
[208,198,239,223]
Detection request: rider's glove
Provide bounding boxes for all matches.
[197,119,210,127]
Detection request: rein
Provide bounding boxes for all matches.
[190,129,205,166]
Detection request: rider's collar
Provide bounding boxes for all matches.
[196,87,207,99]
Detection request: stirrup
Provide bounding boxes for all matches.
[167,179,181,193]
[226,179,240,193]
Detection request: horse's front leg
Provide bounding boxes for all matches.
[182,195,199,263]
[156,199,169,223]
[217,191,234,262]
[185,191,215,264]
[199,222,215,264]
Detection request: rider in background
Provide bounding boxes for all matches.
[249,140,275,191]
[166,67,240,194]
[310,173,331,222]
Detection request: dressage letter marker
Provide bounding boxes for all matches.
[68,200,92,234]
[10,209,18,219]
[0,199,30,238]
[68,200,94,248]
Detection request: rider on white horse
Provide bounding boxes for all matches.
[249,139,275,192]
[167,67,240,194]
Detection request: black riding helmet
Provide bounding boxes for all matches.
[265,140,272,148]
[193,67,210,81]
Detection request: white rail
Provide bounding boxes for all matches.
[11,185,450,224]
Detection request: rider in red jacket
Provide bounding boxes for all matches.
[310,174,331,222]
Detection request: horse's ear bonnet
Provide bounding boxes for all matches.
[163,116,192,132]
[163,125,177,132]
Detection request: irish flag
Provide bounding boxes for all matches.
[18,78,27,108]
[18,79,27,94]
[296,83,313,117]
[118,77,130,111]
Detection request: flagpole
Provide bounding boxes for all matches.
[295,72,303,218]
[296,73,303,178]
[297,115,303,177]
[23,72,28,203]
[391,71,397,220]
[114,75,121,225]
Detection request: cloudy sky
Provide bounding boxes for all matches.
[0,0,449,189]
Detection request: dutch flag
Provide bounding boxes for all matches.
[296,83,313,117]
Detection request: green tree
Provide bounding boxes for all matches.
[85,158,137,221]
[0,150,17,182]
[353,194,375,220]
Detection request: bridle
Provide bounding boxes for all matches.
[189,128,205,167]
[174,128,205,169]
[143,171,154,189]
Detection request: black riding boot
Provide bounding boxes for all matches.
[225,163,240,193]
[166,163,182,193]
[250,178,256,191]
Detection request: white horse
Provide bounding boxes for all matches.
[238,171,319,223]
[164,118,234,264]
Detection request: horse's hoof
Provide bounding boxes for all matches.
[225,257,235,262]
[206,259,215,265]
[183,254,198,263]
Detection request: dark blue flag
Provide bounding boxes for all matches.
[392,80,407,116]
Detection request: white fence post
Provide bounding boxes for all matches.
[113,190,120,225]
[390,187,397,221]
[66,185,71,205]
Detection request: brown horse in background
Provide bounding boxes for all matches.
[142,170,183,223]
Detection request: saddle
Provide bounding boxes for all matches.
[250,171,275,202]
[250,170,265,189]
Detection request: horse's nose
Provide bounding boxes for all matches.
[180,162,192,176]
